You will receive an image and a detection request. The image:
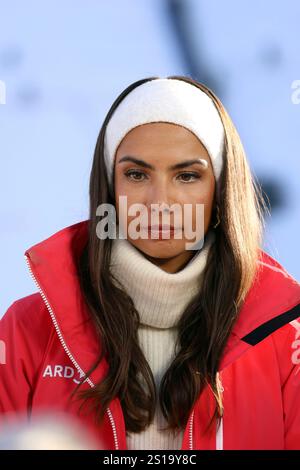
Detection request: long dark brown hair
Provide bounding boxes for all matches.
[73,75,267,438]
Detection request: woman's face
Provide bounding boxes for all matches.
[114,122,216,267]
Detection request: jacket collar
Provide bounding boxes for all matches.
[24,219,300,382]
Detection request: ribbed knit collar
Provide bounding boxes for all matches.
[109,229,216,329]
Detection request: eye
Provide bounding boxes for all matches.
[123,170,201,183]
[124,169,148,182]
[177,172,201,183]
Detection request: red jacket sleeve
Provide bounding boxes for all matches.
[0,294,53,426]
[272,315,300,449]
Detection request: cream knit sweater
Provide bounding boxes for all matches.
[109,229,216,450]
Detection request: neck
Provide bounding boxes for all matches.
[141,249,197,273]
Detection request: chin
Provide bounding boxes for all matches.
[129,238,186,259]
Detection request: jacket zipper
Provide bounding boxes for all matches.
[189,410,194,450]
[188,405,224,450]
[24,254,119,450]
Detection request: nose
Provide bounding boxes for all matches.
[147,181,172,212]
[146,182,178,225]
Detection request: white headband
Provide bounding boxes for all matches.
[104,78,225,193]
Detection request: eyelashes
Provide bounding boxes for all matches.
[124,170,201,183]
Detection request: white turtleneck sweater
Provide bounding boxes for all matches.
[109,229,215,450]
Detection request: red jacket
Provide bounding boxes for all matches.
[1,220,300,450]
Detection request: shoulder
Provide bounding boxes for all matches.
[1,292,54,353]
[258,250,300,337]
[234,250,300,374]
[270,313,300,385]
[0,293,57,409]
[249,249,300,327]
[258,249,300,288]
[2,292,51,325]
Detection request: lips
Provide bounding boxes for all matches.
[148,225,175,230]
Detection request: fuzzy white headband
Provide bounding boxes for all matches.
[104,78,225,192]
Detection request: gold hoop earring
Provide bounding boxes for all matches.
[213,204,221,229]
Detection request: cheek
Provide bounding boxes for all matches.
[186,182,215,224]
[115,173,142,197]
[181,179,215,206]
[114,175,138,214]
[115,190,146,221]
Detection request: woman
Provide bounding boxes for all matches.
[1,76,300,450]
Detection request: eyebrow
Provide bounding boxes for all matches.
[118,156,208,171]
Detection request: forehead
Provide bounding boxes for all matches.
[115,122,210,163]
